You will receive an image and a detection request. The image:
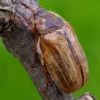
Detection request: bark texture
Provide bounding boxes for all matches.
[0,0,96,100]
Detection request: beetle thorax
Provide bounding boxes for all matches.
[34,11,65,35]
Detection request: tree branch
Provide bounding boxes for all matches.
[0,0,96,100]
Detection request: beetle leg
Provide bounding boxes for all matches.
[20,2,37,33]
[30,51,37,68]
[30,50,38,68]
[10,16,36,33]
[21,2,43,16]
[21,2,34,15]
[39,58,50,93]
[9,17,24,22]
[30,39,38,68]
[10,2,36,33]
[31,43,50,92]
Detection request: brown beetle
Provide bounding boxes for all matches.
[18,3,89,93]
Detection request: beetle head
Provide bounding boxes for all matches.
[34,7,46,19]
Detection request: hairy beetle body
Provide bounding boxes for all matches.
[20,4,89,93]
[34,10,88,93]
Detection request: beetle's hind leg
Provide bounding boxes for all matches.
[39,58,51,93]
[30,39,39,68]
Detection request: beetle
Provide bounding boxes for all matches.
[16,2,89,93]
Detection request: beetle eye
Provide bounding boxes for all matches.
[34,8,46,18]
[35,20,42,29]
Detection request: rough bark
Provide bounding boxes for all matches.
[0,0,96,100]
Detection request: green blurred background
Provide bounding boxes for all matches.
[0,0,99,99]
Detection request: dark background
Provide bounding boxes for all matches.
[0,0,99,99]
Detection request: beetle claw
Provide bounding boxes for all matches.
[30,63,35,68]
[39,83,49,93]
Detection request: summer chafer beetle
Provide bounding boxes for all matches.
[20,3,89,93]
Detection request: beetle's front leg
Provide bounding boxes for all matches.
[10,17,36,34]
